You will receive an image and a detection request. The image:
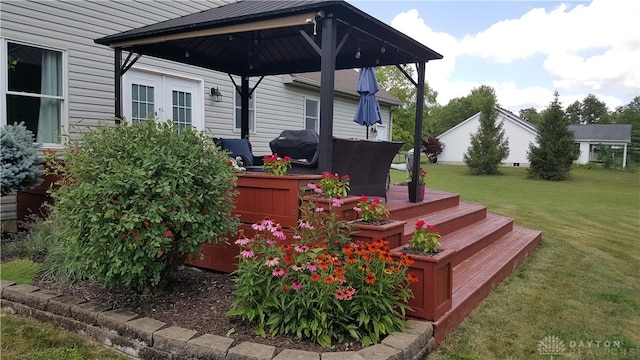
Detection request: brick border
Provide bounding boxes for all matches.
[0,280,435,360]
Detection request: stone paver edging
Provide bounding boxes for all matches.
[0,280,435,359]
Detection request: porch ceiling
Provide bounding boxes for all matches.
[94,0,443,77]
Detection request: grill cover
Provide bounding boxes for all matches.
[269,130,319,162]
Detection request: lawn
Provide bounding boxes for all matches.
[391,164,639,359]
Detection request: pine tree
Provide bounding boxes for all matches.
[463,100,509,175]
[527,92,579,180]
[1,122,44,196]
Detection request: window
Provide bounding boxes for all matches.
[234,90,255,132]
[304,97,319,132]
[3,41,65,144]
[123,70,203,129]
[131,84,155,122]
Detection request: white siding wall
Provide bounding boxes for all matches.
[577,142,590,164]
[438,114,537,166]
[1,0,396,220]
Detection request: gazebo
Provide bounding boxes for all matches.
[94,0,443,201]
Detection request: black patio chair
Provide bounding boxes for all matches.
[331,138,404,201]
[215,138,264,171]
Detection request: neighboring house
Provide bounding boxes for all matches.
[569,124,632,167]
[0,0,400,227]
[437,107,538,166]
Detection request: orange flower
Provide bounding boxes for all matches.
[345,254,357,264]
[334,268,345,276]
[310,273,320,282]
[365,272,376,284]
[323,276,335,284]
[407,273,419,282]
[398,254,415,266]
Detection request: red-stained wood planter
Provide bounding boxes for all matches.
[348,219,407,249]
[391,245,455,321]
[302,195,360,221]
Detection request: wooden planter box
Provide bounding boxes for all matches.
[391,245,455,321]
[16,172,61,221]
[348,219,406,249]
[234,173,321,228]
[302,195,360,221]
[189,223,298,273]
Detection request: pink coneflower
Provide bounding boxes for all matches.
[292,282,302,291]
[240,247,254,258]
[272,267,286,276]
[315,206,325,212]
[332,197,344,207]
[252,221,266,231]
[307,182,318,190]
[306,261,317,271]
[292,262,304,271]
[264,256,280,267]
[266,238,277,246]
[298,219,314,230]
[294,245,309,253]
[353,206,361,213]
[234,234,252,246]
[271,226,286,240]
[293,235,302,241]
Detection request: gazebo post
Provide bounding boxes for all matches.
[410,61,426,202]
[318,14,337,173]
[114,47,122,124]
[240,76,250,139]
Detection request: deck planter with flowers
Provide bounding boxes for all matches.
[233,172,321,228]
[348,219,407,249]
[391,245,455,321]
[302,195,360,221]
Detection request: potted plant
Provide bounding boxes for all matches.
[408,166,427,202]
[263,153,292,175]
[391,220,455,321]
[303,172,359,220]
[348,196,406,248]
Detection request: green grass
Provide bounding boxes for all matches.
[0,259,41,284]
[393,165,640,359]
[0,312,129,360]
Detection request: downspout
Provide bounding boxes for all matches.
[388,106,397,142]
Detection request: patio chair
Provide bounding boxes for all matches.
[216,138,264,171]
[332,138,404,201]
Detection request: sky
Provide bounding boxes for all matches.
[349,0,640,113]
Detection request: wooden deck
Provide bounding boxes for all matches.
[383,185,542,343]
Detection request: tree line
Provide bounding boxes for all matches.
[376,66,640,170]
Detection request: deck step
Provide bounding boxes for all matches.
[439,214,514,267]
[433,226,542,343]
[401,202,487,239]
[386,187,460,219]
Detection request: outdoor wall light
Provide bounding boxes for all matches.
[210,87,222,102]
[380,46,386,53]
[355,48,361,59]
[185,51,190,58]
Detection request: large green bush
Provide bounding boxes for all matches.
[1,122,43,196]
[49,120,239,290]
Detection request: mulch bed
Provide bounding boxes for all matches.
[32,265,363,353]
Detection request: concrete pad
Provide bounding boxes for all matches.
[273,349,320,360]
[321,352,365,360]
[71,301,111,325]
[46,295,86,317]
[123,317,166,345]
[22,289,60,310]
[357,344,402,360]
[227,342,276,360]
[381,332,423,357]
[153,326,198,356]
[186,333,235,359]
[97,308,138,333]
[2,284,39,303]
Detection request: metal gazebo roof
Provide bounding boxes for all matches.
[95,0,442,76]
[94,0,443,201]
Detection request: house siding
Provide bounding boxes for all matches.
[1,0,396,222]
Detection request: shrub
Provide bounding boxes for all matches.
[48,120,239,291]
[228,200,414,348]
[421,135,444,162]
[1,122,44,196]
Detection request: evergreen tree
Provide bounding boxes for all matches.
[1,122,43,196]
[527,92,579,180]
[463,97,509,175]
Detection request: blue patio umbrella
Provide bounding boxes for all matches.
[353,67,383,139]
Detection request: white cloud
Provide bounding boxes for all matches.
[389,0,640,113]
